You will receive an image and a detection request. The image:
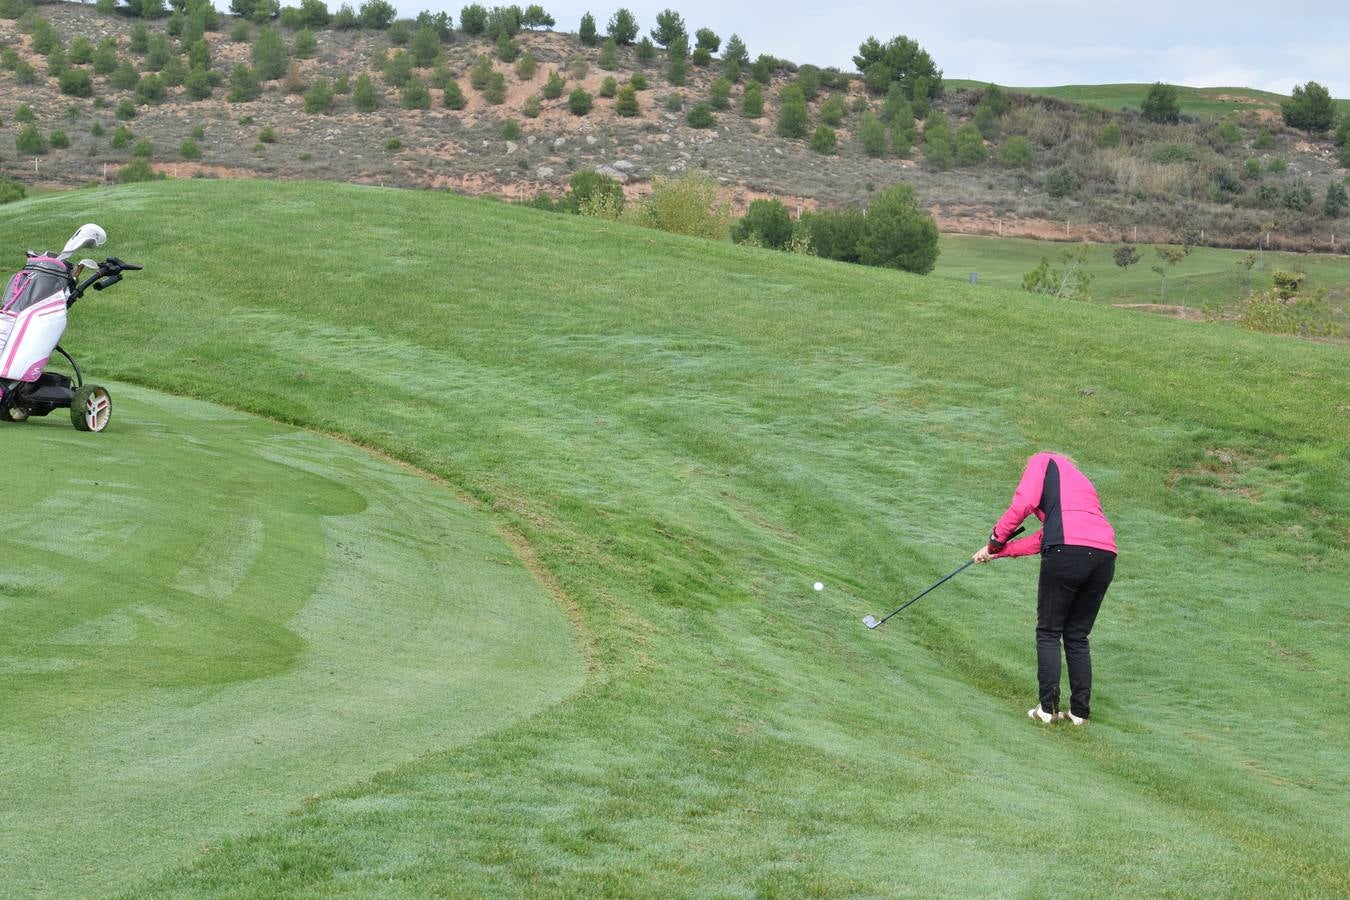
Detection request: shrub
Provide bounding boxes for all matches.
[352,72,379,111]
[776,84,808,138]
[1324,181,1348,218]
[732,199,793,248]
[515,53,537,81]
[461,3,487,35]
[800,207,864,262]
[335,73,350,94]
[1098,121,1123,148]
[1217,119,1241,144]
[615,84,638,117]
[111,125,132,148]
[49,129,70,149]
[230,21,251,42]
[625,172,731,239]
[501,118,521,140]
[59,67,94,97]
[577,11,597,46]
[91,122,105,137]
[358,0,396,30]
[741,81,763,117]
[1141,82,1179,124]
[922,112,954,169]
[1281,81,1335,133]
[998,135,1032,168]
[483,72,507,104]
[819,93,847,127]
[305,77,334,113]
[1282,182,1312,211]
[116,99,138,120]
[135,74,166,104]
[1239,274,1334,336]
[257,125,275,144]
[293,28,317,60]
[795,64,821,100]
[687,102,713,128]
[810,124,837,154]
[606,8,638,45]
[1253,126,1275,149]
[566,168,624,213]
[709,77,731,111]
[664,93,681,112]
[69,37,94,65]
[111,60,141,91]
[251,25,287,81]
[495,33,519,63]
[634,37,654,63]
[599,37,617,70]
[118,157,157,183]
[857,182,939,274]
[383,50,413,87]
[443,79,465,109]
[384,136,401,150]
[281,59,307,94]
[131,137,153,157]
[600,76,618,98]
[568,87,592,115]
[542,70,564,99]
[191,125,204,139]
[401,77,430,109]
[1267,157,1286,174]
[469,54,494,90]
[1022,245,1094,301]
[858,110,885,156]
[0,178,26,204]
[1045,165,1077,198]
[410,26,440,67]
[568,53,588,80]
[1241,156,1261,179]
[955,122,986,166]
[179,137,202,159]
[229,64,262,102]
[630,72,647,91]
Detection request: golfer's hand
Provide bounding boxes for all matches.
[972,546,995,564]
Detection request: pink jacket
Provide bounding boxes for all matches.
[990,453,1116,558]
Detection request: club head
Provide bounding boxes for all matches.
[862,614,880,630]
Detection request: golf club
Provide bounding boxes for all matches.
[863,525,1025,630]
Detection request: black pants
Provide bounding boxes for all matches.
[1036,545,1115,718]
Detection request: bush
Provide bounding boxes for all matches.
[741,81,763,117]
[135,74,166,104]
[230,21,251,42]
[116,99,138,120]
[495,33,519,63]
[1141,82,1179,124]
[515,53,537,81]
[615,84,638,117]
[857,182,939,273]
[410,26,440,66]
[606,8,638,45]
[626,172,731,239]
[1282,182,1312,211]
[383,50,413,87]
[732,198,793,248]
[258,125,275,144]
[443,79,465,109]
[131,138,153,158]
[709,77,731,111]
[111,61,141,91]
[251,25,287,80]
[922,112,954,169]
[635,37,654,63]
[599,37,617,70]
[600,76,618,99]
[776,84,808,138]
[501,118,521,139]
[1267,157,1286,174]
[1098,122,1123,148]
[1254,126,1275,149]
[293,28,317,59]
[384,136,401,150]
[566,168,624,213]
[111,125,132,148]
[1217,119,1241,144]
[229,64,262,102]
[358,0,396,29]
[483,72,507,104]
[0,178,26,204]
[461,3,487,35]
[954,122,986,166]
[179,137,202,159]
[998,135,1032,168]
[664,93,681,112]
[577,11,597,46]
[48,129,70,149]
[858,110,885,156]
[305,77,334,113]
[810,124,837,154]
[59,67,94,97]
[542,70,564,99]
[118,157,157,183]
[568,87,592,115]
[401,77,430,109]
[687,102,713,128]
[630,72,647,91]
[352,72,379,111]
[1242,157,1261,180]
[819,93,846,127]
[1281,81,1335,133]
[1325,181,1348,218]
[1045,165,1077,198]
[800,207,864,262]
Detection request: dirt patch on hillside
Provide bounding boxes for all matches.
[1113,303,1211,321]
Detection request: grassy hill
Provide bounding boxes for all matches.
[946,80,1350,120]
[2,180,1347,895]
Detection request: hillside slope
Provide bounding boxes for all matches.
[4,180,1348,895]
[2,4,1348,250]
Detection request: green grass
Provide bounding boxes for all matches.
[934,233,1350,325]
[0,385,581,896]
[2,181,1348,896]
[947,80,1350,120]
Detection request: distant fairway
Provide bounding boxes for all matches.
[0,386,582,896]
[1,182,1345,896]
[945,80,1350,119]
[933,233,1350,327]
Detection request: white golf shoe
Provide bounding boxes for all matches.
[1027,705,1056,724]
[1057,710,1087,725]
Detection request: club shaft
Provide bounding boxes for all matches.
[877,561,973,625]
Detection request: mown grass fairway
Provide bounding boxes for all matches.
[2,181,1347,896]
[933,233,1350,326]
[0,385,582,896]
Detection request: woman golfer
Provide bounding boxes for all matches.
[973,452,1116,725]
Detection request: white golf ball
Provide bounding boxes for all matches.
[813,581,824,592]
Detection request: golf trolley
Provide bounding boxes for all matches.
[0,224,139,433]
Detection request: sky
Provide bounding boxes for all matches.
[393,1,1350,97]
